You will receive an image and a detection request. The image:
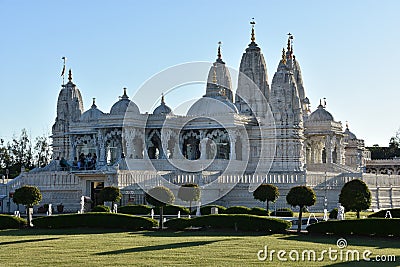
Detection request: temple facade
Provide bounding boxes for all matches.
[2,23,400,214]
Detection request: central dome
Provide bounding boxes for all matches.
[308,104,334,122]
[187,96,238,116]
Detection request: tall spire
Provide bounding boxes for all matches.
[216,41,224,63]
[68,69,72,82]
[286,33,293,59]
[250,18,256,43]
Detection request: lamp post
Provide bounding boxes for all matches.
[1,175,4,213]
[5,169,9,214]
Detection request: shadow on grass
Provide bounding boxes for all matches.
[137,230,269,238]
[0,228,129,236]
[0,237,60,245]
[96,239,224,255]
[278,234,400,249]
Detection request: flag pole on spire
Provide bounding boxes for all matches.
[61,57,67,86]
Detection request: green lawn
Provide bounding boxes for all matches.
[0,229,399,266]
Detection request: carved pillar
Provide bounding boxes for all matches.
[229,130,237,160]
[200,138,207,160]
[98,131,106,166]
[325,135,332,164]
[69,135,76,162]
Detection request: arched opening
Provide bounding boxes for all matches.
[322,148,326,163]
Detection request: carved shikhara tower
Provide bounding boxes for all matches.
[51,70,84,159]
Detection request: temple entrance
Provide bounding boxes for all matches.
[90,181,104,208]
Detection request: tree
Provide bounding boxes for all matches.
[99,186,122,211]
[13,185,42,227]
[177,183,201,212]
[34,135,52,168]
[253,184,279,215]
[339,179,371,219]
[145,186,175,229]
[286,186,316,232]
[10,129,33,170]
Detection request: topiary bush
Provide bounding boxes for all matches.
[0,214,27,229]
[329,208,338,219]
[200,205,226,215]
[270,208,294,217]
[154,205,190,215]
[164,218,192,230]
[32,213,157,230]
[224,206,252,214]
[118,204,152,215]
[307,218,400,236]
[250,207,269,216]
[92,205,110,212]
[368,208,400,218]
[191,214,291,233]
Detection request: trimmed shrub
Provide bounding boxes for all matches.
[154,205,190,215]
[307,218,400,236]
[250,207,269,216]
[368,208,400,218]
[32,213,157,230]
[200,205,226,215]
[118,204,152,215]
[329,208,338,219]
[224,206,252,214]
[271,208,294,217]
[92,205,110,212]
[0,214,27,229]
[164,218,191,230]
[191,214,291,233]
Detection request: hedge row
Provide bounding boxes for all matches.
[164,214,291,233]
[270,208,294,217]
[118,204,152,215]
[32,213,157,230]
[0,214,27,229]
[307,218,400,236]
[118,204,286,216]
[118,204,190,215]
[368,208,400,218]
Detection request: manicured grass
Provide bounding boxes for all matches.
[0,229,399,266]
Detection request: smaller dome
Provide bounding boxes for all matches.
[80,98,104,122]
[153,94,173,115]
[110,88,140,115]
[187,96,238,116]
[344,125,357,140]
[308,104,334,122]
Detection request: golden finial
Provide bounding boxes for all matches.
[68,69,72,81]
[161,93,165,104]
[281,48,286,64]
[250,18,256,42]
[212,63,217,84]
[217,41,222,59]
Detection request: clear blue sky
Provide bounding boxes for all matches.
[0,0,399,146]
